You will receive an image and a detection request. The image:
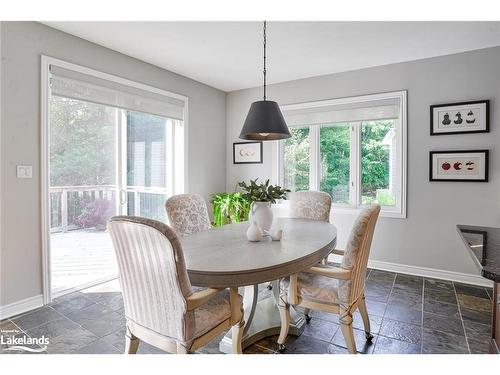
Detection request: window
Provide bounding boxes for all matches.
[278,91,407,218]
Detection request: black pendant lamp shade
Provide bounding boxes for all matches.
[239,21,291,141]
[240,100,290,140]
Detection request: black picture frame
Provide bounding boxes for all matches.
[429,150,489,182]
[430,100,489,136]
[233,141,263,164]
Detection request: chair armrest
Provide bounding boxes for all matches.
[306,265,352,280]
[186,288,224,310]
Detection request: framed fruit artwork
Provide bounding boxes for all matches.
[430,100,489,135]
[429,150,489,182]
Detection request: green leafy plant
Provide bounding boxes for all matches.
[238,179,290,204]
[211,192,251,227]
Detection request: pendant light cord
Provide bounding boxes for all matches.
[263,20,267,101]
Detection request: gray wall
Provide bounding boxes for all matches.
[0,22,226,306]
[226,46,500,277]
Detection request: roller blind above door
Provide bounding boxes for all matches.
[49,65,185,121]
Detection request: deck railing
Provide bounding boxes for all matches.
[50,185,168,233]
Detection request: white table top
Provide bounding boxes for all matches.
[180,218,337,287]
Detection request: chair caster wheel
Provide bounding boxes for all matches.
[278,344,286,352]
[365,333,374,342]
[267,284,273,290]
[305,314,312,323]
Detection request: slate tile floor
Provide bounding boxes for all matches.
[0,270,493,354]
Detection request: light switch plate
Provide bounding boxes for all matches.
[17,165,33,179]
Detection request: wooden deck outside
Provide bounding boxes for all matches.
[50,229,118,294]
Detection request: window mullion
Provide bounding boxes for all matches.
[309,125,320,191]
[349,122,361,207]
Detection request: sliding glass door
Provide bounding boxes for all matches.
[49,101,183,296]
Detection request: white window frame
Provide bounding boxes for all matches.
[40,56,189,304]
[275,90,407,219]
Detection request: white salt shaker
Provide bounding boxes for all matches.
[271,229,283,241]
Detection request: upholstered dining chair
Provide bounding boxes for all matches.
[289,190,332,222]
[108,216,244,354]
[165,193,211,236]
[289,190,332,317]
[277,205,381,354]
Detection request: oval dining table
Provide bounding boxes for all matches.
[179,217,338,353]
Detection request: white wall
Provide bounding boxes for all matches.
[226,46,500,279]
[0,22,226,307]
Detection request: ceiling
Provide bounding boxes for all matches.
[43,21,500,92]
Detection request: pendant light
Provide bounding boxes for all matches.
[239,21,290,141]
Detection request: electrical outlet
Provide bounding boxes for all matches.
[17,165,33,179]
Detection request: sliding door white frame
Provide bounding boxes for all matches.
[40,55,189,304]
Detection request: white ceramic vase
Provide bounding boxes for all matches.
[250,201,273,233]
[246,220,263,242]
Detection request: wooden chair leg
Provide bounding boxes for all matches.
[125,330,140,354]
[339,306,356,354]
[232,320,244,354]
[358,295,373,341]
[277,303,290,352]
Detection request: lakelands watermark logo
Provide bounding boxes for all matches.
[1,330,49,353]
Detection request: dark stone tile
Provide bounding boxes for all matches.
[76,338,121,354]
[364,284,392,303]
[46,328,99,353]
[101,327,126,351]
[374,336,421,354]
[384,304,422,326]
[330,328,377,354]
[302,318,339,342]
[424,278,453,291]
[26,317,81,340]
[309,309,337,323]
[387,289,422,310]
[64,302,120,322]
[363,299,387,317]
[379,319,421,344]
[283,334,331,354]
[467,336,491,354]
[368,270,396,284]
[424,287,457,305]
[51,293,95,316]
[11,307,63,331]
[463,320,491,340]
[423,312,465,337]
[352,311,382,334]
[98,295,124,312]
[461,307,492,325]
[454,283,490,299]
[83,291,122,304]
[254,334,283,352]
[73,311,126,338]
[457,294,492,313]
[422,328,468,354]
[326,344,349,354]
[393,274,423,293]
[423,299,460,318]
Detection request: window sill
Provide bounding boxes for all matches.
[275,201,406,219]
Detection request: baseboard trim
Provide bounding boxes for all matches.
[0,294,44,320]
[329,255,493,288]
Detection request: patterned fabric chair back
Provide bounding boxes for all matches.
[289,191,332,222]
[165,194,211,236]
[339,205,381,305]
[108,216,197,342]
